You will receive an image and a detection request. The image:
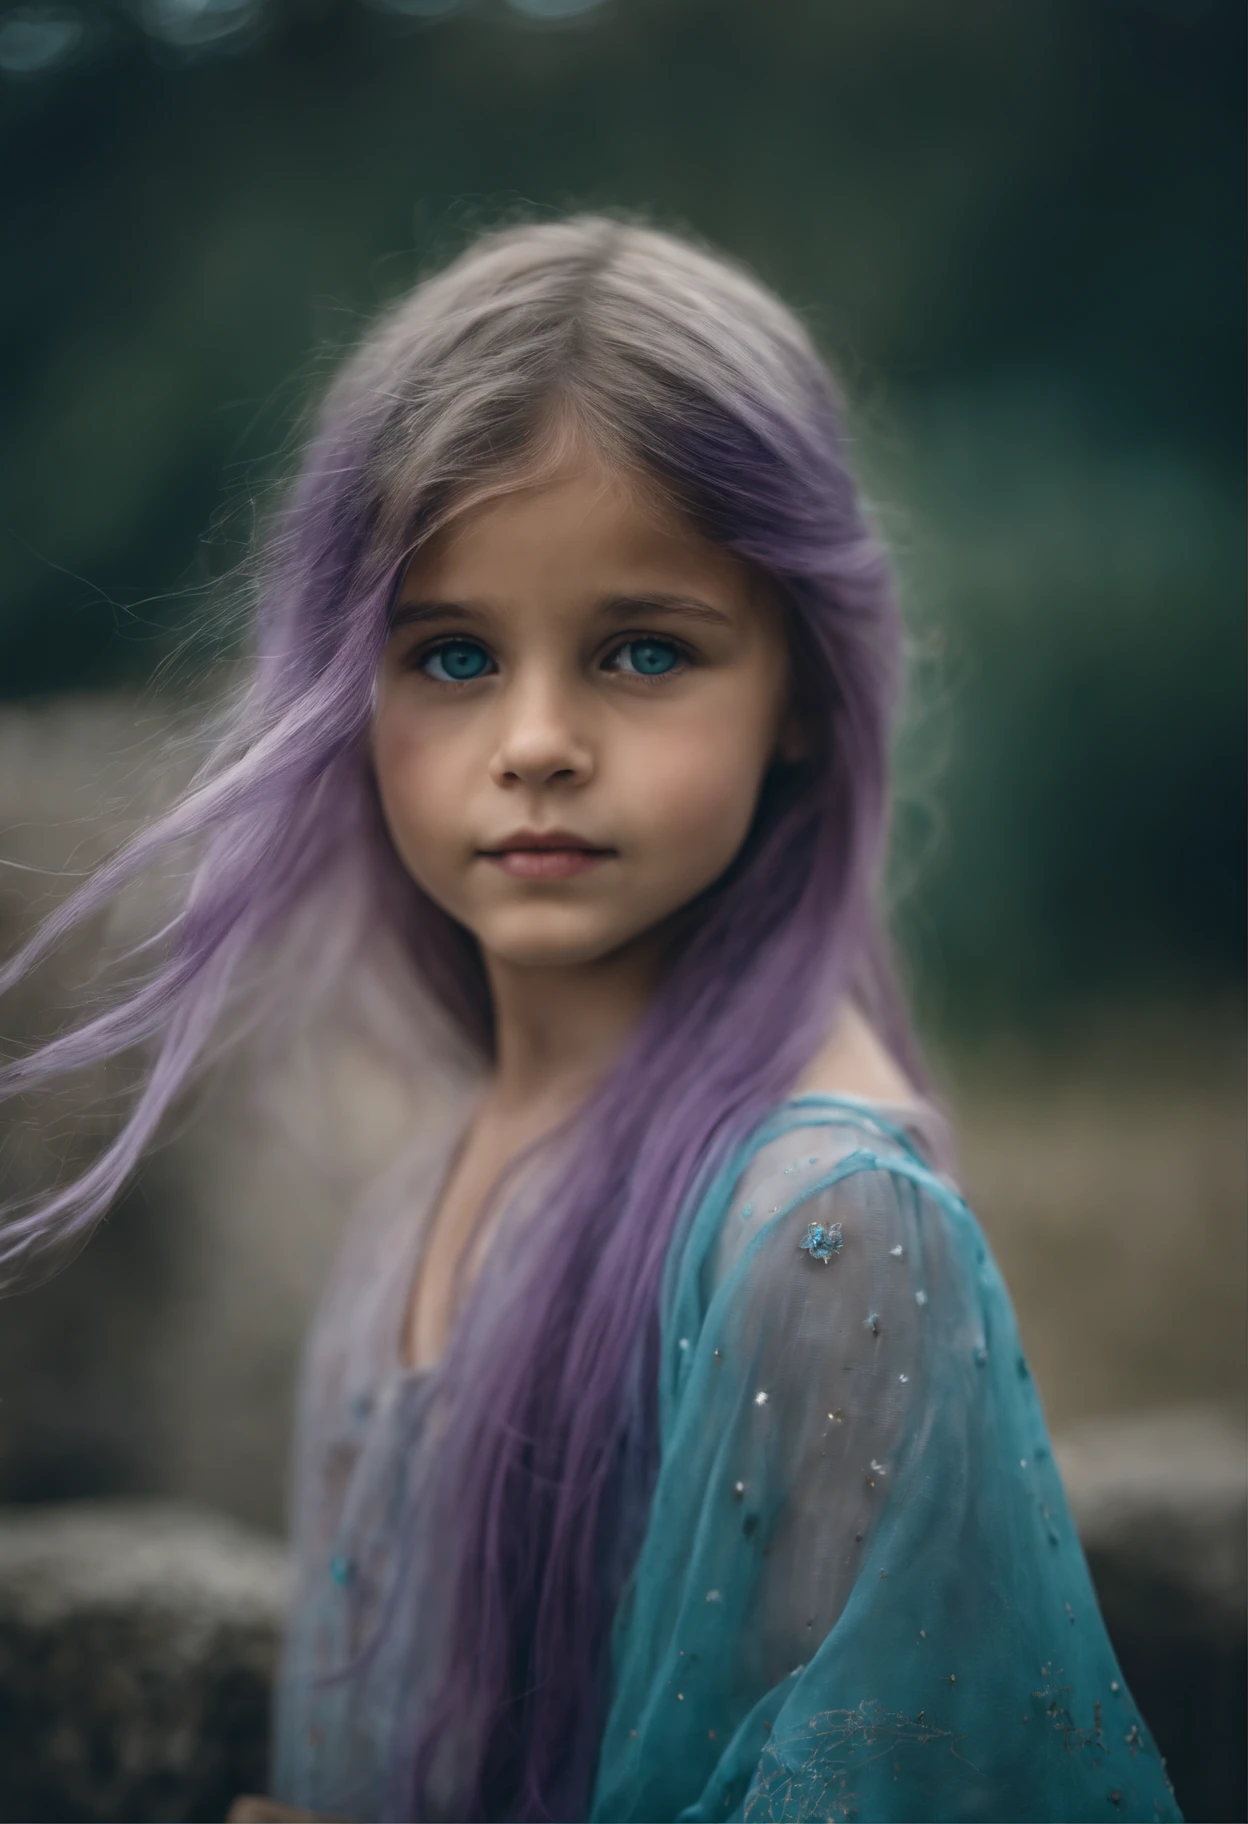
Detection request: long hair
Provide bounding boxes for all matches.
[0,217,920,1818]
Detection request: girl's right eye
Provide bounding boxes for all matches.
[417,640,494,683]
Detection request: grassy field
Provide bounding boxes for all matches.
[948,1010,1246,1431]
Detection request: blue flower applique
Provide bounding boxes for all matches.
[798,1219,843,1264]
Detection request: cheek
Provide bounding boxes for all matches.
[371,714,465,882]
[629,714,773,874]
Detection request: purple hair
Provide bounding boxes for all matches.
[0,217,920,1819]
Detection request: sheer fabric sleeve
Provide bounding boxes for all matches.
[590,1114,1181,1824]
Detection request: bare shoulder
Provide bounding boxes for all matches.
[789,1003,917,1108]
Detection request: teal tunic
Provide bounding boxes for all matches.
[590,1097,1179,1822]
[274,1096,1180,1822]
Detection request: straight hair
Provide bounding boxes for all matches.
[0,217,921,1819]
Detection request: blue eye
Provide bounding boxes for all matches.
[420,640,492,682]
[610,638,682,677]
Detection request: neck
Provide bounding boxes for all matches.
[483,933,666,1124]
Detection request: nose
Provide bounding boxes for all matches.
[488,671,595,792]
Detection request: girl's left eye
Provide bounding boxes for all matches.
[418,640,493,683]
[605,638,683,678]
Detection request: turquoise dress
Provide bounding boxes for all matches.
[273,1096,1180,1822]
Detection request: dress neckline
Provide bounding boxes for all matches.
[389,1088,950,1385]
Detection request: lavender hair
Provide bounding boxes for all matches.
[0,217,921,1819]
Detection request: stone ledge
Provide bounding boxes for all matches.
[1056,1403,1246,1823]
[0,1502,288,1824]
[1056,1402,1246,1641]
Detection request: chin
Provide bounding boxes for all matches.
[478,913,642,972]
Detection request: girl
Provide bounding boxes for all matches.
[2,218,1178,1823]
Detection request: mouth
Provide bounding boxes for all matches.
[477,829,616,881]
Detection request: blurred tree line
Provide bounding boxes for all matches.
[0,0,1243,1035]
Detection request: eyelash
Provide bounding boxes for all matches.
[408,635,693,684]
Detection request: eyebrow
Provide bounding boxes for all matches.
[388,592,733,632]
[599,593,733,627]
[388,599,483,632]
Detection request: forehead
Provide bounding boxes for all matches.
[397,451,754,611]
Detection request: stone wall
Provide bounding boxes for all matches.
[0,1504,287,1824]
[1056,1405,1247,1824]
[0,695,456,1534]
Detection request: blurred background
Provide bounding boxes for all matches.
[0,1,1243,1818]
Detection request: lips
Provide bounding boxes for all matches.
[478,829,615,881]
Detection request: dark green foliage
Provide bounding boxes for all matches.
[1,0,1242,1020]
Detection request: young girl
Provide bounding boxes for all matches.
[3,219,1178,1824]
